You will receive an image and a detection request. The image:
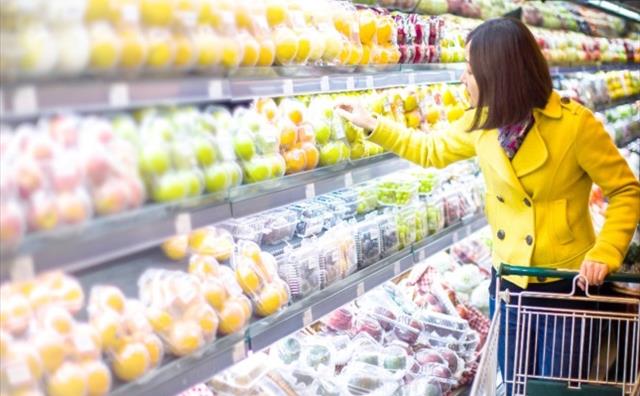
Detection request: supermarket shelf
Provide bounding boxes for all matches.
[594,94,640,113]
[248,214,488,353]
[549,62,640,76]
[108,213,487,396]
[0,154,410,282]
[0,64,464,121]
[3,63,639,121]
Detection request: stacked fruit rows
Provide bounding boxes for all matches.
[2,0,638,81]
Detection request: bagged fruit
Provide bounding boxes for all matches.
[232,241,290,317]
[279,242,322,301]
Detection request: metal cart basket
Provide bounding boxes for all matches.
[471,264,640,396]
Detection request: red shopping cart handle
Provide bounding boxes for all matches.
[499,264,640,284]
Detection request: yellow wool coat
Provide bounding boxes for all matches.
[368,91,640,288]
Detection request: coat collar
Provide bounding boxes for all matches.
[533,91,562,119]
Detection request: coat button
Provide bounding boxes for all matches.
[537,276,547,282]
[560,96,571,104]
[526,235,533,245]
[523,198,531,207]
[497,195,505,203]
[497,230,506,240]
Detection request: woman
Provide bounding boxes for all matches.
[336,17,640,394]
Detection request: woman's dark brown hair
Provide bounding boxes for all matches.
[466,18,552,131]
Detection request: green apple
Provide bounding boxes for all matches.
[344,120,364,143]
[139,144,171,175]
[111,114,139,146]
[204,163,230,192]
[243,157,272,184]
[182,169,204,197]
[152,173,189,202]
[223,161,243,187]
[313,119,332,145]
[255,123,279,155]
[171,141,196,170]
[319,142,342,166]
[233,130,256,161]
[337,141,350,161]
[144,117,173,141]
[194,137,217,166]
[268,154,286,178]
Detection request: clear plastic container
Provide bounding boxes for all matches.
[355,182,379,215]
[395,206,417,249]
[419,363,458,393]
[377,213,400,258]
[354,217,382,268]
[329,188,360,218]
[376,175,418,206]
[441,187,465,226]
[315,195,352,221]
[340,362,401,396]
[412,201,429,242]
[410,168,440,195]
[220,216,264,244]
[323,306,354,332]
[260,208,298,245]
[271,336,303,365]
[279,243,322,301]
[424,193,445,235]
[417,310,470,339]
[290,201,326,238]
[210,352,271,393]
[321,222,358,280]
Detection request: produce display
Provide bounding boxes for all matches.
[2,0,638,81]
[556,69,640,108]
[204,228,493,395]
[597,100,640,147]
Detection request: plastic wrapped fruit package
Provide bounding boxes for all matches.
[289,201,326,238]
[209,351,271,394]
[219,216,265,245]
[299,336,336,375]
[136,270,216,357]
[323,221,358,279]
[353,216,382,268]
[0,339,45,395]
[354,182,379,215]
[340,361,401,395]
[377,212,400,258]
[376,175,418,206]
[271,336,303,365]
[404,376,444,396]
[232,240,290,317]
[328,188,360,219]
[0,171,26,249]
[395,206,417,249]
[440,187,466,226]
[354,314,384,343]
[322,306,355,333]
[412,201,429,242]
[424,193,445,235]
[410,168,440,196]
[279,242,322,301]
[186,254,252,336]
[426,331,479,361]
[419,362,457,393]
[315,233,348,288]
[416,310,470,340]
[181,226,235,262]
[259,208,298,245]
[86,286,163,383]
[314,195,352,221]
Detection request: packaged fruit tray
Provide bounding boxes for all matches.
[260,208,299,245]
[278,243,323,302]
[376,176,419,206]
[377,213,400,258]
[354,182,379,215]
[353,217,383,268]
[340,361,401,396]
[209,352,271,394]
[289,201,326,238]
[271,336,336,377]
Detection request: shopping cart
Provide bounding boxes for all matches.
[470,264,640,396]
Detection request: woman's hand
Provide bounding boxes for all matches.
[335,101,378,131]
[578,260,609,290]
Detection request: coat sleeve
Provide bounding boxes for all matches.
[367,110,478,168]
[575,110,640,271]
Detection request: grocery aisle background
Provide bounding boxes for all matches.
[0,0,638,395]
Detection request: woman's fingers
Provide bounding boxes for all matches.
[578,260,609,290]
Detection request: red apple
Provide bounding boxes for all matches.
[83,149,112,185]
[56,189,91,225]
[0,201,25,247]
[15,158,45,199]
[416,349,445,365]
[51,158,83,192]
[28,134,56,161]
[48,116,79,148]
[27,191,59,232]
[93,178,128,216]
[436,349,459,374]
[122,176,146,208]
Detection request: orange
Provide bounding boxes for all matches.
[301,143,319,170]
[161,235,189,261]
[84,360,111,396]
[47,362,87,396]
[218,301,246,335]
[257,39,276,66]
[297,124,315,143]
[241,36,259,67]
[255,284,282,317]
[144,335,163,367]
[235,257,261,295]
[376,18,393,44]
[202,278,228,311]
[360,45,371,65]
[146,306,173,334]
[284,149,307,174]
[112,342,150,381]
[168,320,203,356]
[348,45,363,65]
[359,13,377,45]
[188,254,219,277]
[279,123,298,149]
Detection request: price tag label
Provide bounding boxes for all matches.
[11,255,34,282]
[283,79,294,96]
[465,224,472,236]
[448,71,457,81]
[419,249,426,262]
[346,77,355,91]
[320,76,330,92]
[305,183,316,199]
[407,73,416,85]
[452,231,460,243]
[0,89,5,114]
[356,282,365,297]
[175,213,192,235]
[393,261,401,276]
[365,75,374,89]
[13,86,37,115]
[344,172,353,188]
[208,80,224,99]
[302,309,313,327]
[109,83,130,107]
[232,341,246,363]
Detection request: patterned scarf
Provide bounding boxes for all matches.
[498,114,535,160]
